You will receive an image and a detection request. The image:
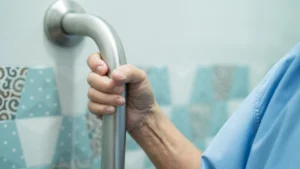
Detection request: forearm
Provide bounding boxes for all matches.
[130,105,202,169]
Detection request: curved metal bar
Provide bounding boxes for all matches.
[43,1,127,169]
[62,13,127,169]
[62,13,127,71]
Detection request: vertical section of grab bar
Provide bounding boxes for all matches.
[62,13,127,169]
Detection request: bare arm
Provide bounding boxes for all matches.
[130,104,202,169]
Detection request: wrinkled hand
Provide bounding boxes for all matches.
[87,53,158,132]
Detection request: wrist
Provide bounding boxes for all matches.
[128,102,162,136]
[129,104,201,169]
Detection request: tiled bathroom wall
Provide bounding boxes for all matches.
[0,65,270,169]
[125,65,252,169]
[1,0,299,168]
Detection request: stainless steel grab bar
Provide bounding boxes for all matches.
[44,1,126,169]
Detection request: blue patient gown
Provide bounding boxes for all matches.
[201,43,300,169]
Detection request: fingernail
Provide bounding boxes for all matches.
[96,66,102,74]
[116,97,125,105]
[106,106,115,113]
[113,86,123,93]
[115,70,125,79]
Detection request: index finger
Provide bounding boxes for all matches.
[87,53,108,75]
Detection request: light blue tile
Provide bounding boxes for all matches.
[52,116,73,165]
[190,68,213,104]
[52,162,72,169]
[90,156,101,169]
[144,66,171,105]
[229,66,249,98]
[144,157,154,169]
[27,164,54,169]
[0,121,26,169]
[72,159,91,169]
[17,68,61,119]
[170,106,193,140]
[192,138,205,151]
[126,133,140,151]
[209,101,228,136]
[73,115,92,161]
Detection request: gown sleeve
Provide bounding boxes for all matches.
[201,42,300,169]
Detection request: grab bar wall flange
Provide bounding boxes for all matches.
[44,0,85,46]
[44,1,127,169]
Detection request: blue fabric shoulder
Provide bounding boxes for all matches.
[201,43,300,169]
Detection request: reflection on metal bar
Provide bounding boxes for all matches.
[44,1,127,169]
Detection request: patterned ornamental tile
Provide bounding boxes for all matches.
[84,111,103,169]
[0,67,28,121]
[85,112,102,158]
[212,65,235,101]
[188,102,228,149]
[17,68,61,119]
[0,121,26,169]
[188,104,212,140]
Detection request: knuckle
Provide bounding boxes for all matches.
[103,80,112,91]
[87,55,93,64]
[137,68,148,83]
[99,106,108,114]
[125,64,135,71]
[87,88,94,99]
[87,102,94,112]
[140,69,147,78]
[101,107,107,113]
[87,72,94,85]
[119,64,132,73]
[118,86,125,94]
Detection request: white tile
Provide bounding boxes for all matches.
[125,149,146,169]
[168,65,197,105]
[227,99,244,117]
[16,116,62,167]
[249,64,272,90]
[55,65,90,115]
[160,106,172,119]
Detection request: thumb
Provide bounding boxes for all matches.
[111,64,147,85]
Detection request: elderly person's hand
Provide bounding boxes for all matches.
[86,53,201,169]
[86,53,158,133]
